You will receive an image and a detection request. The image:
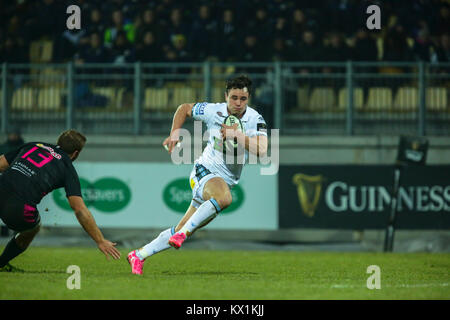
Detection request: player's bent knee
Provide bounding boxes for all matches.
[30,223,41,234]
[15,223,41,249]
[21,222,41,236]
[215,193,232,210]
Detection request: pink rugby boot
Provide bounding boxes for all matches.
[127,250,145,275]
[168,232,186,249]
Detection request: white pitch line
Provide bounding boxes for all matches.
[390,283,449,288]
[328,283,449,289]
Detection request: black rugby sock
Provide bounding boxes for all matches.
[0,236,25,268]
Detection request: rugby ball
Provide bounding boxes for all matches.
[223,115,244,155]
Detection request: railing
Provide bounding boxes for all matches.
[1,61,449,135]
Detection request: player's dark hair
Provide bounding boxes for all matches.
[225,75,252,96]
[57,129,86,155]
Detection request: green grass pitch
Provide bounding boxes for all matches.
[1,246,449,300]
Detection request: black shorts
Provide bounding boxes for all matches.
[0,184,41,232]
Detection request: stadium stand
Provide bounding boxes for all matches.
[1,0,448,66]
[0,0,448,134]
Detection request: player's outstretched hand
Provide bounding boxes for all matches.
[98,240,121,260]
[162,135,180,153]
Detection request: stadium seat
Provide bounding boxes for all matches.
[212,87,225,103]
[338,88,364,110]
[171,87,197,111]
[296,87,309,110]
[144,88,169,111]
[188,81,204,103]
[406,37,415,49]
[309,88,335,111]
[91,87,116,108]
[29,40,53,63]
[253,87,262,102]
[212,65,223,76]
[37,87,62,110]
[426,87,448,111]
[29,41,41,63]
[212,80,226,103]
[365,87,392,111]
[376,38,384,61]
[165,81,184,88]
[188,81,203,89]
[39,68,66,88]
[12,88,35,110]
[41,41,53,63]
[115,87,126,109]
[393,87,418,112]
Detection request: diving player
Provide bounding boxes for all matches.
[0,129,121,271]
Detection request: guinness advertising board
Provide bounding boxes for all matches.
[279,165,450,229]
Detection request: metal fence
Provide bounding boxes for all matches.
[1,61,449,136]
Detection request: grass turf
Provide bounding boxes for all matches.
[0,246,449,300]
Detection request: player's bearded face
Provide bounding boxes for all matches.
[226,88,249,117]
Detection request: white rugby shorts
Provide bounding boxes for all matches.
[189,163,222,208]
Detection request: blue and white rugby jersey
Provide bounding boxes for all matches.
[191,102,268,186]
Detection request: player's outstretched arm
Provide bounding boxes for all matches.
[0,155,9,172]
[68,195,121,260]
[163,103,195,153]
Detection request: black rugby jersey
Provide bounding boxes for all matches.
[0,142,82,206]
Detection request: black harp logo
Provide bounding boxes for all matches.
[292,173,325,217]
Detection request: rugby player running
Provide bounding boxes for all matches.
[128,75,268,275]
[0,129,121,271]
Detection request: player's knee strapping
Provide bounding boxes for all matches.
[209,198,222,214]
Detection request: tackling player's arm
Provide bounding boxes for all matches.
[68,195,121,260]
[0,143,29,172]
[163,103,195,153]
[0,155,9,172]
